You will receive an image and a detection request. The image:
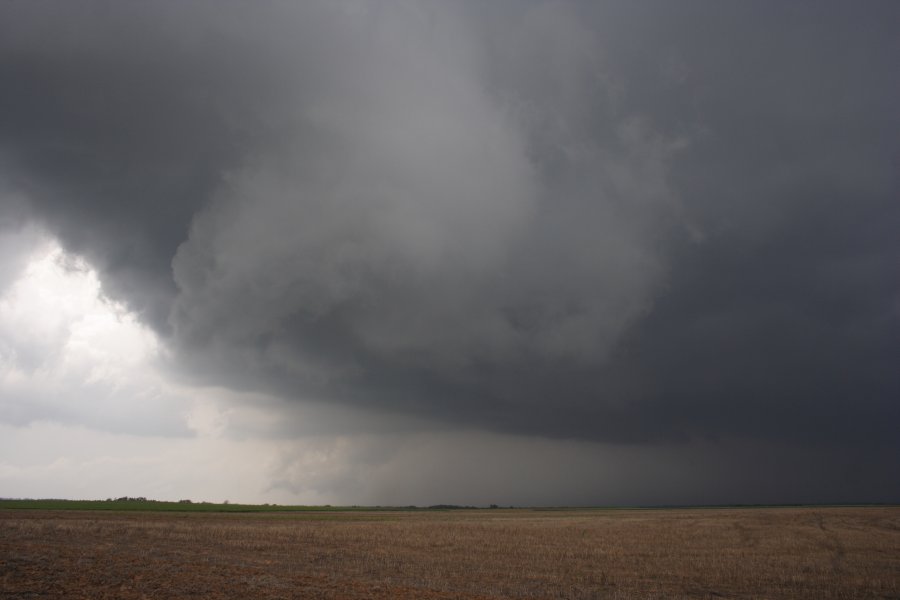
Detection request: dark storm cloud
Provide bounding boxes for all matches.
[2,0,898,468]
[0,2,312,327]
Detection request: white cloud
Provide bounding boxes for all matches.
[0,235,187,435]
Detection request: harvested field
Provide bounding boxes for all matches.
[1,506,898,599]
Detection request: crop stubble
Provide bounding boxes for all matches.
[1,506,898,599]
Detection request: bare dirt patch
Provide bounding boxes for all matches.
[1,506,898,599]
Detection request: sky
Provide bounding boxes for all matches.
[0,0,898,506]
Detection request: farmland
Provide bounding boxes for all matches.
[1,505,898,599]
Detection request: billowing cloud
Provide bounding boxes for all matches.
[0,1,898,504]
[166,3,687,430]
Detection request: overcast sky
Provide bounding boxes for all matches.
[1,1,898,506]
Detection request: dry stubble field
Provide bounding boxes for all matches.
[1,506,898,599]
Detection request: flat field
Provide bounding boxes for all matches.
[1,506,898,599]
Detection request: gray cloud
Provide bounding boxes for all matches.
[1,1,898,501]
[164,2,689,429]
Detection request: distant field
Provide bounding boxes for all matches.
[1,506,898,599]
[0,498,405,512]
